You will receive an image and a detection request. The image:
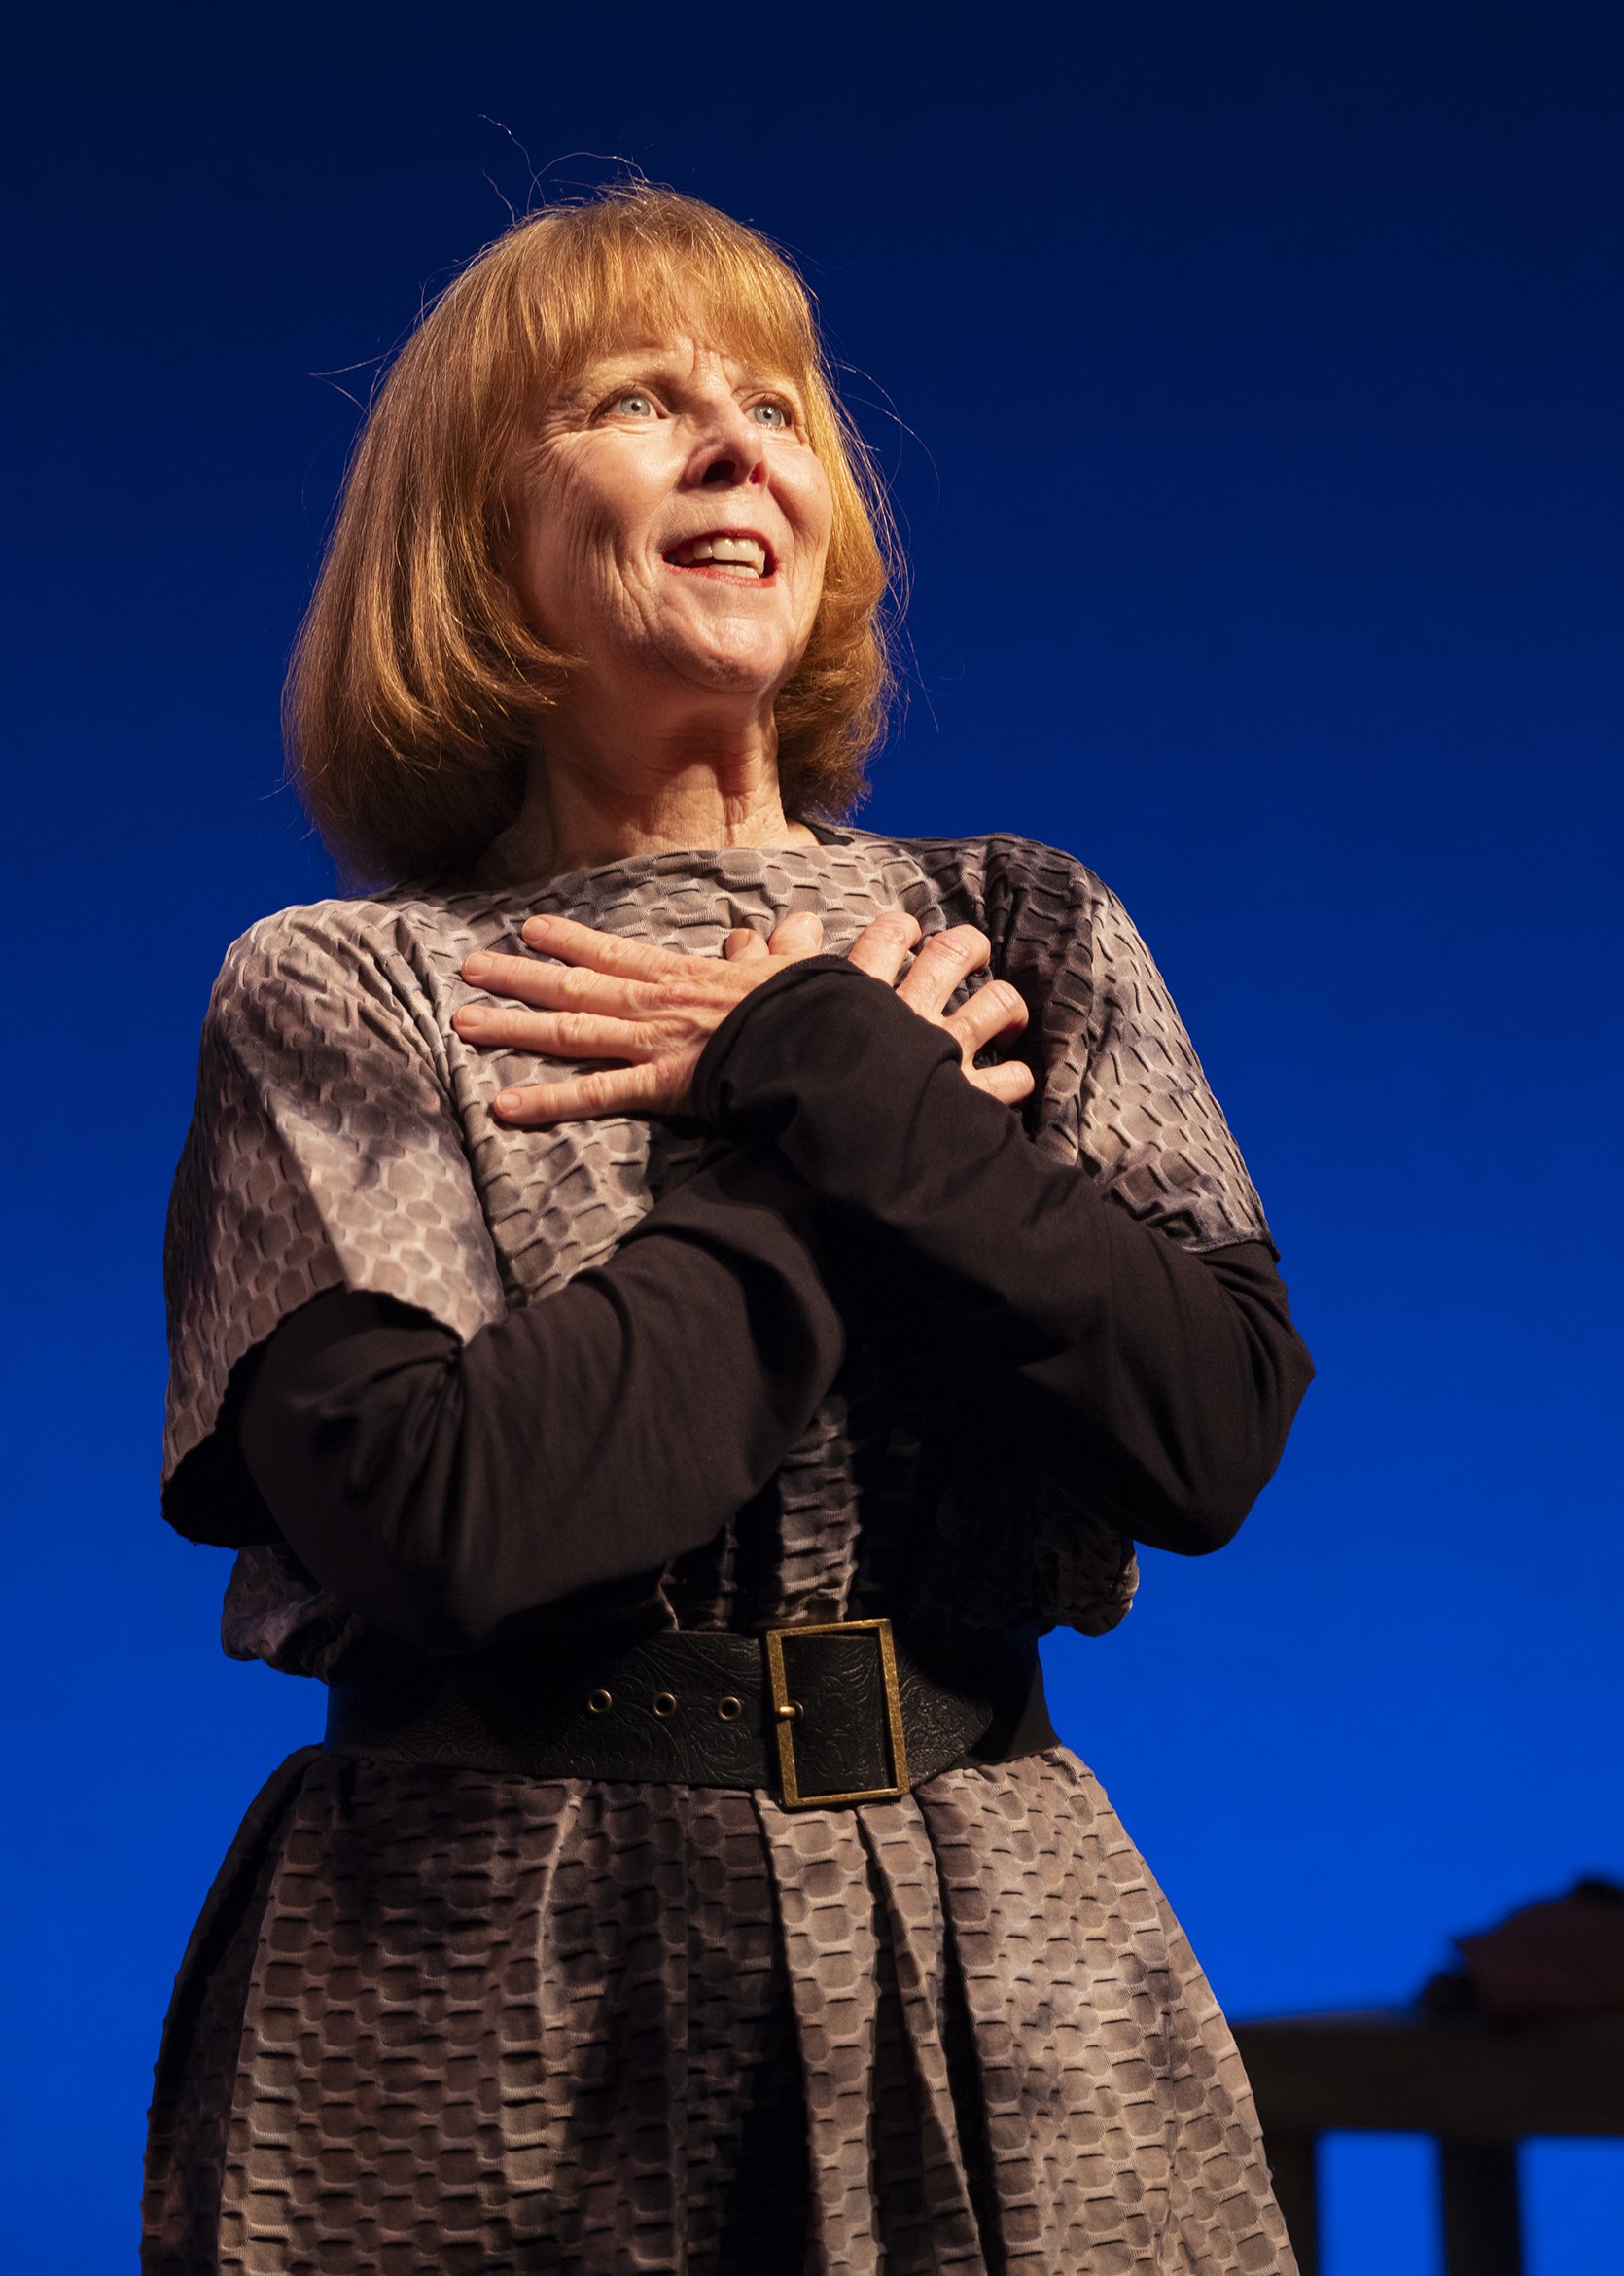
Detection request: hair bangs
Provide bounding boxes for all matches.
[514,205,823,413]
[287,184,897,885]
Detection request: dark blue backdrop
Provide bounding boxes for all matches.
[7,5,1620,2266]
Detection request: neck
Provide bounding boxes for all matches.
[476,693,817,882]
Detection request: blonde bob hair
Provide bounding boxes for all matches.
[286,184,899,883]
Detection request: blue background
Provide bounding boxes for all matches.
[6,4,1620,2266]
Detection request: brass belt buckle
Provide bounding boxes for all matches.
[762,1617,910,1809]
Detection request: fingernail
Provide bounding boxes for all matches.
[494,1090,522,1114]
[463,953,492,978]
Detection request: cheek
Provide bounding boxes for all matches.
[505,496,558,631]
[792,484,834,624]
[509,480,618,639]
[793,464,834,579]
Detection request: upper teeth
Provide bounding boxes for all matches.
[671,535,768,574]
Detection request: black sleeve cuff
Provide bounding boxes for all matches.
[691,953,965,1145]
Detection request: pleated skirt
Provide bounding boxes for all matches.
[142,1746,1296,2274]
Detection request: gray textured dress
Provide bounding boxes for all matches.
[146,826,1298,2274]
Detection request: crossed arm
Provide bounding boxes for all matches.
[235,910,1311,1649]
[451,905,1037,1120]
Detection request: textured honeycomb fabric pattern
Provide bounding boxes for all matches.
[150,829,1291,2270]
[903,836,1270,1245]
[144,1747,1295,2274]
[924,1755,1293,2269]
[143,1750,317,2270]
[163,829,1268,1670]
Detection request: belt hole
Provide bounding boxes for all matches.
[716,1694,743,1722]
[586,1689,613,1714]
[652,1690,677,1718]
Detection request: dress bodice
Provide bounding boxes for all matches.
[161,827,1270,1676]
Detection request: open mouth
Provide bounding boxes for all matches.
[663,530,775,581]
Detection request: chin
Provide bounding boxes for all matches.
[666,627,795,693]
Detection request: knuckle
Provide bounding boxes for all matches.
[926,926,981,969]
[863,910,916,945]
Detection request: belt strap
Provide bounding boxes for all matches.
[324,1618,1056,1808]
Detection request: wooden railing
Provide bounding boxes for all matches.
[1231,2009,1624,2275]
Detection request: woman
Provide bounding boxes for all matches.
[148,184,1314,2274]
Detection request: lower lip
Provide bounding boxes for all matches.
[662,559,775,585]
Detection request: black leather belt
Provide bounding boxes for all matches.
[324,1618,1057,1809]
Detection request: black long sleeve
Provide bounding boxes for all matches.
[238,957,1311,1648]
[236,1145,844,1650]
[690,958,1315,1555]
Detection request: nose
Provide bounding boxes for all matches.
[685,395,769,492]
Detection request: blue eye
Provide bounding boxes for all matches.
[608,391,654,418]
[750,400,791,429]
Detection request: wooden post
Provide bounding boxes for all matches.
[1266,2131,1320,2275]
[1439,2141,1523,2276]
[1236,2009,1622,2271]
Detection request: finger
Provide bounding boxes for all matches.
[843,908,922,985]
[966,1060,1037,1106]
[765,908,825,959]
[451,1005,661,1061]
[894,925,992,1017]
[724,927,771,961]
[517,914,679,980]
[459,952,643,1015]
[944,978,1030,1058]
[492,1055,691,1125]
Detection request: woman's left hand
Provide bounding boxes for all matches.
[454,907,1035,1125]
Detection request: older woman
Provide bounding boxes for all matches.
[147,186,1314,2274]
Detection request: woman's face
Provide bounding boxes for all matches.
[507,325,833,719]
